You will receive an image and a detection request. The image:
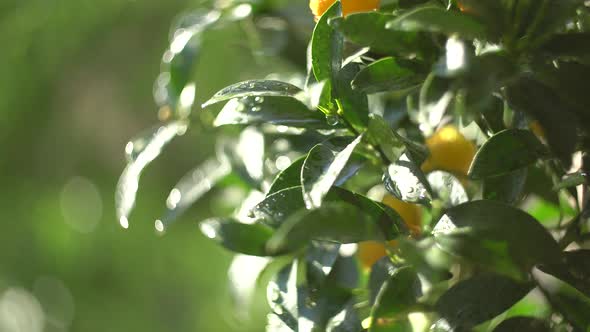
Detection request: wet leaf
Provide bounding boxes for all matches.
[383,153,432,204]
[435,274,533,330]
[202,80,302,107]
[115,121,186,228]
[302,136,364,209]
[266,202,387,254]
[199,218,276,256]
[214,96,330,129]
[311,1,342,83]
[468,129,548,180]
[157,157,231,228]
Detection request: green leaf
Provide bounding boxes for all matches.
[533,268,590,331]
[368,257,397,306]
[214,96,330,128]
[266,202,385,254]
[202,80,302,107]
[493,317,551,332]
[397,238,453,284]
[367,114,412,164]
[330,12,435,58]
[115,121,187,228]
[266,156,306,196]
[506,77,579,168]
[333,62,369,132]
[540,249,590,297]
[369,267,421,332]
[538,32,590,58]
[454,0,507,42]
[254,186,407,237]
[311,1,342,82]
[386,6,487,40]
[302,136,365,209]
[383,153,432,204]
[483,168,528,205]
[427,171,468,208]
[199,218,276,256]
[351,57,424,94]
[433,200,562,279]
[553,171,587,191]
[468,129,548,180]
[267,262,299,329]
[435,274,533,330]
[157,157,231,229]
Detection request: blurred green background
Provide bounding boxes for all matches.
[0,0,307,331]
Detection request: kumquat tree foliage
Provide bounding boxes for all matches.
[116,0,590,331]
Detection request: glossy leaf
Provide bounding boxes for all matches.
[214,96,330,129]
[115,121,186,228]
[311,1,342,82]
[468,129,548,180]
[302,136,364,209]
[202,80,302,107]
[383,153,432,204]
[351,57,424,94]
[333,62,369,132]
[367,114,408,164]
[157,157,231,228]
[368,257,397,306]
[553,171,587,191]
[435,274,533,330]
[254,186,407,237]
[433,200,562,279]
[266,156,306,196]
[427,171,468,208]
[386,5,486,40]
[493,317,551,332]
[199,218,275,256]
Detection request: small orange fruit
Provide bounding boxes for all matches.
[357,194,422,269]
[310,0,380,20]
[530,121,545,140]
[421,125,476,177]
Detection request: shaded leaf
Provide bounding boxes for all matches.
[493,317,551,332]
[386,5,487,40]
[533,268,590,331]
[369,267,421,332]
[538,32,590,58]
[553,171,587,191]
[506,77,579,167]
[199,218,275,256]
[368,257,398,305]
[330,12,436,58]
[214,96,330,129]
[202,80,302,107]
[483,168,528,205]
[333,62,369,132]
[302,136,364,209]
[351,57,424,94]
[433,200,562,279]
[436,274,533,330]
[468,129,548,180]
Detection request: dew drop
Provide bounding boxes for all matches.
[155,219,165,233]
[326,115,340,126]
[254,96,264,104]
[251,106,262,112]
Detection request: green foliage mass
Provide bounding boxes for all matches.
[119,0,590,331]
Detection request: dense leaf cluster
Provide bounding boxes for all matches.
[117,0,590,331]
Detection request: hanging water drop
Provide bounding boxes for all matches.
[251,106,262,112]
[326,115,340,126]
[254,96,264,104]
